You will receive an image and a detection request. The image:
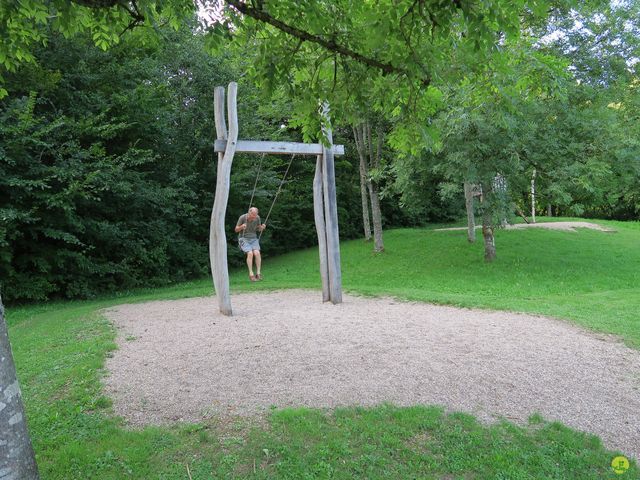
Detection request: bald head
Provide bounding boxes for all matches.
[247,207,259,220]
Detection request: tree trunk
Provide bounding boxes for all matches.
[0,296,40,480]
[463,182,476,243]
[359,166,372,241]
[353,121,384,252]
[369,124,384,253]
[547,204,552,217]
[368,183,384,253]
[493,174,508,227]
[482,208,496,262]
[531,168,536,224]
[352,126,371,241]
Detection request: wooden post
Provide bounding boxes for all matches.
[320,103,342,304]
[313,154,330,302]
[210,86,226,312]
[210,82,238,316]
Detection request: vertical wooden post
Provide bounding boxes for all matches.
[313,154,330,302]
[210,83,238,316]
[210,86,226,312]
[320,103,342,304]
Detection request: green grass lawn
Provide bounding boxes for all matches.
[6,217,639,479]
[232,216,640,349]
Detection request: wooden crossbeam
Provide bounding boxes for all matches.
[214,139,345,156]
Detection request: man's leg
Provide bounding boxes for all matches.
[246,251,254,277]
[254,250,261,277]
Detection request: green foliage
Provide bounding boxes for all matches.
[216,0,578,148]
[2,0,638,300]
[0,0,196,96]
[0,31,220,302]
[383,1,640,228]
[0,29,380,303]
[531,1,640,219]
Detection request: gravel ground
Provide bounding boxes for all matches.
[103,290,640,460]
[435,221,616,232]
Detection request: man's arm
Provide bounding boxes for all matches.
[234,214,246,233]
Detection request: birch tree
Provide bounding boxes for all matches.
[0,296,40,479]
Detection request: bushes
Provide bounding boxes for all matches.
[0,32,374,303]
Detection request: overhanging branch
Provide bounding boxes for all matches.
[71,0,121,7]
[71,0,145,23]
[225,0,431,85]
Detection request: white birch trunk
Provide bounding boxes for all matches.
[531,168,537,224]
[0,297,40,480]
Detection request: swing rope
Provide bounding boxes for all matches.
[259,153,296,239]
[248,153,265,210]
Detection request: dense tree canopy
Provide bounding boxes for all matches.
[0,24,411,302]
[1,0,638,298]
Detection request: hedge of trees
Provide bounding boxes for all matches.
[1,28,422,302]
[1,1,638,302]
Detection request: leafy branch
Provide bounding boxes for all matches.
[224,0,431,86]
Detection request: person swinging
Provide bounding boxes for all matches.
[235,207,266,282]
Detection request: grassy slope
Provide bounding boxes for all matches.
[232,217,640,348]
[7,217,640,478]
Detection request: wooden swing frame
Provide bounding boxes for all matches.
[209,82,345,316]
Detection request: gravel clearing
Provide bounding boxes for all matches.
[435,221,616,232]
[103,290,640,460]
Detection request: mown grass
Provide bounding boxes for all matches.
[6,217,639,478]
[232,217,640,349]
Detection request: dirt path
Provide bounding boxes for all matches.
[435,221,616,233]
[103,290,640,460]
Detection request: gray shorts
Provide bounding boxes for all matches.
[239,237,260,253]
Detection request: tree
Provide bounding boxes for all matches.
[528,0,640,219]
[395,34,571,260]
[2,1,575,136]
[0,31,223,301]
[463,182,479,243]
[0,296,40,479]
[353,121,385,252]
